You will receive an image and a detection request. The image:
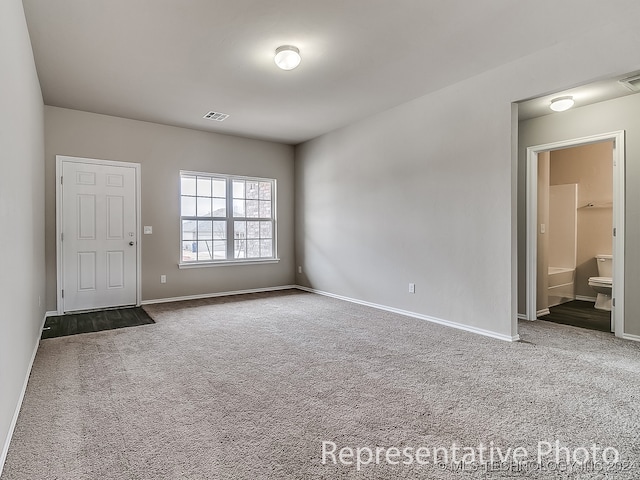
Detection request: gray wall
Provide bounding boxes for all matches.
[519,93,640,336]
[0,0,46,466]
[296,10,640,340]
[44,107,295,310]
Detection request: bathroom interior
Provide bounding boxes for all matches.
[537,140,614,332]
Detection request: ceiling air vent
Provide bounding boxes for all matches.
[203,111,229,121]
[619,74,640,92]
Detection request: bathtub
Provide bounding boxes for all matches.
[548,266,575,307]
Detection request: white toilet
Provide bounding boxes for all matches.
[588,254,612,311]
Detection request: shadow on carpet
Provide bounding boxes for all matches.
[42,307,155,339]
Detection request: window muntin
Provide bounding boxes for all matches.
[180,172,275,264]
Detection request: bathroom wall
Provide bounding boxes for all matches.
[548,184,578,270]
[549,142,613,298]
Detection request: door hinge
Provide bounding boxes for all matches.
[613,227,617,237]
[60,176,63,185]
[613,298,616,307]
[61,289,64,298]
[61,232,64,241]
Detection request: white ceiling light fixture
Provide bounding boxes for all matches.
[549,96,575,112]
[274,45,301,71]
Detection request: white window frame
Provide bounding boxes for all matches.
[178,170,278,268]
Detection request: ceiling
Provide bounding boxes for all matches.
[518,72,640,121]
[21,0,639,145]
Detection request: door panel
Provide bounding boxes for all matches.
[106,196,124,239]
[77,251,97,291]
[62,160,137,312]
[106,250,125,288]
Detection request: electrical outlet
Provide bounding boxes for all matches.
[409,283,415,294]
[160,275,166,284]
[540,223,546,234]
[144,226,153,234]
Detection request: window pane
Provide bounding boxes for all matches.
[259,200,271,218]
[212,198,226,217]
[233,180,245,199]
[182,220,196,241]
[247,240,260,258]
[213,221,226,240]
[182,241,197,262]
[197,221,212,240]
[246,200,259,218]
[213,179,226,197]
[197,197,212,216]
[181,196,196,216]
[181,175,196,196]
[234,239,246,258]
[260,239,273,257]
[197,177,211,197]
[234,221,246,238]
[259,182,271,200]
[247,221,260,239]
[246,181,259,199]
[233,199,245,217]
[197,241,213,261]
[213,240,226,259]
[260,221,272,239]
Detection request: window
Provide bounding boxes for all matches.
[180,171,276,265]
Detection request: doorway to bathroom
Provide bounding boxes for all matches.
[526,131,625,336]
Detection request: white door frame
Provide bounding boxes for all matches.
[526,131,625,336]
[56,155,142,314]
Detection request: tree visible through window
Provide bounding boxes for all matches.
[180,172,276,263]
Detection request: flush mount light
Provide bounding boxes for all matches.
[549,96,575,112]
[274,45,301,70]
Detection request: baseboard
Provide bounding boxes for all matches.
[45,310,58,317]
[0,311,46,477]
[537,308,551,317]
[575,295,596,303]
[295,286,519,342]
[622,333,640,343]
[141,285,298,305]
[517,313,529,321]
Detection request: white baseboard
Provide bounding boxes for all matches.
[537,308,551,317]
[45,310,58,317]
[575,295,596,303]
[517,314,529,321]
[141,285,297,305]
[622,333,640,343]
[295,286,519,342]
[0,312,46,477]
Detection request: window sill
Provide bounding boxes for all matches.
[178,258,280,269]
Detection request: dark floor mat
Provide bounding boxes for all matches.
[42,307,155,339]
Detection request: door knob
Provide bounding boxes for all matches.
[129,241,135,246]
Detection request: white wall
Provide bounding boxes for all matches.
[296,8,640,340]
[44,107,295,309]
[0,0,46,470]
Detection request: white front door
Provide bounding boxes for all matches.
[60,158,139,312]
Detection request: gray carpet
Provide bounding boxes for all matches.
[3,289,640,479]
